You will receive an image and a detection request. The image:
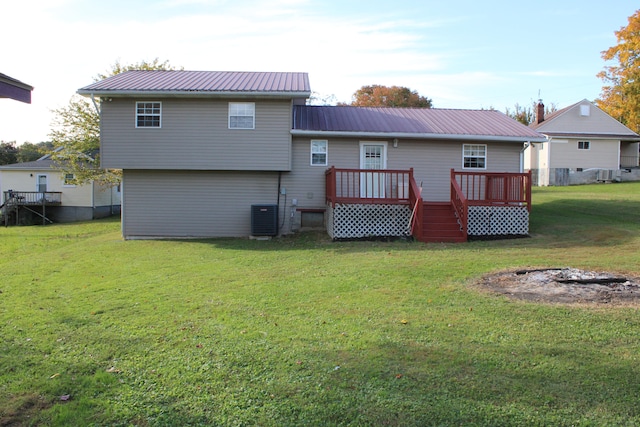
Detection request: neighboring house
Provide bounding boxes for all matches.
[77,70,546,242]
[0,154,121,225]
[0,73,33,104]
[526,99,640,186]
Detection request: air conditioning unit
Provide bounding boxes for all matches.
[251,204,278,236]
[597,169,614,182]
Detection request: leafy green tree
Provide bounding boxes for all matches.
[505,101,557,126]
[16,141,54,163]
[0,141,18,165]
[597,9,640,133]
[504,103,534,126]
[344,85,433,108]
[50,58,181,185]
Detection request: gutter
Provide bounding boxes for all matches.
[290,129,548,143]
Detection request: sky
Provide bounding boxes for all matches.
[1,0,637,144]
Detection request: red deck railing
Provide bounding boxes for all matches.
[324,167,531,242]
[450,169,532,241]
[325,167,415,206]
[450,169,532,211]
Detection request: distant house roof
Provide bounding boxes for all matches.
[78,70,311,98]
[0,158,55,171]
[531,99,640,141]
[293,106,547,142]
[0,73,34,104]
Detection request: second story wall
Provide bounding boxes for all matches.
[101,98,293,171]
[548,138,619,170]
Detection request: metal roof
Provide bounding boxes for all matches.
[293,106,547,142]
[0,72,33,103]
[78,70,311,97]
[531,99,640,141]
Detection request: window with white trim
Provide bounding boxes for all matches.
[463,144,486,169]
[63,173,76,186]
[578,141,590,150]
[229,102,255,129]
[310,140,328,166]
[136,102,161,128]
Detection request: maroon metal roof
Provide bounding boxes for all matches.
[0,72,33,103]
[78,70,310,94]
[294,106,547,141]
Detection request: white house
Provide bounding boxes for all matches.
[526,99,640,186]
[0,154,120,225]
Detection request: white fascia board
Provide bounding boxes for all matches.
[291,130,548,143]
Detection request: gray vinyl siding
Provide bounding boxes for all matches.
[284,137,523,206]
[122,170,281,238]
[101,98,292,171]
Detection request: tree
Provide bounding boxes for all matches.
[0,141,18,165]
[49,58,181,185]
[16,141,54,163]
[308,91,338,106]
[597,10,640,133]
[505,101,557,126]
[344,85,433,108]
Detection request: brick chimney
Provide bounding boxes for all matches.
[536,100,545,124]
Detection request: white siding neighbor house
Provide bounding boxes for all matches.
[0,155,121,225]
[78,70,547,242]
[526,99,640,186]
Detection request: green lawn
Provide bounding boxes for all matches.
[2,182,640,426]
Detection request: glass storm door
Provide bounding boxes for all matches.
[36,175,48,192]
[360,143,386,198]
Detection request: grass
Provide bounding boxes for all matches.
[1,182,640,426]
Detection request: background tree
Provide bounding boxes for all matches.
[597,9,640,133]
[16,141,54,163]
[344,85,433,107]
[505,100,557,126]
[0,141,18,165]
[50,58,181,185]
[308,91,337,106]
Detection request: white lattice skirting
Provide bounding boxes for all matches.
[467,206,529,236]
[327,203,411,239]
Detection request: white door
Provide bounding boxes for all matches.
[36,175,48,192]
[360,142,387,198]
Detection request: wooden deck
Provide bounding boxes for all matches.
[1,191,62,226]
[325,168,532,242]
[2,191,62,206]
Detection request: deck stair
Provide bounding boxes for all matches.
[420,202,466,243]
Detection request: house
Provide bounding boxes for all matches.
[77,70,546,242]
[526,99,640,186]
[0,154,121,225]
[0,73,33,104]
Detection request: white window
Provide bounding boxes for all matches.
[63,173,76,187]
[463,144,486,169]
[310,140,328,166]
[136,102,161,128]
[578,141,590,150]
[229,102,255,129]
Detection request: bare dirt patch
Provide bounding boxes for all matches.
[477,268,640,305]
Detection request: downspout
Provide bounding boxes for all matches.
[89,94,101,115]
[276,171,282,235]
[520,142,531,173]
